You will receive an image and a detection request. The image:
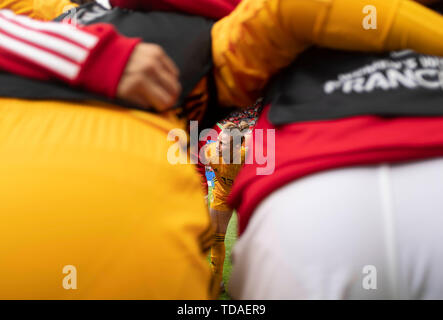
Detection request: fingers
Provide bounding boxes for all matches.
[116,43,182,111]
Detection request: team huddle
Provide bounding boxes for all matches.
[0,0,443,299]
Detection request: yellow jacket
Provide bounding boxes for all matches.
[0,2,213,299]
[205,142,246,197]
[0,0,75,20]
[4,0,443,110]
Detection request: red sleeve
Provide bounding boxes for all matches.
[196,160,208,196]
[196,124,222,195]
[109,0,241,20]
[0,9,140,98]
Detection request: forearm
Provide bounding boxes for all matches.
[213,0,443,107]
[109,0,241,20]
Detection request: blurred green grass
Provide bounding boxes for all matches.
[207,186,238,300]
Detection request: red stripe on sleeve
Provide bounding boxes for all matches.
[0,10,140,98]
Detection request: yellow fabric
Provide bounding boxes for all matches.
[0,0,75,20]
[385,0,443,53]
[0,98,213,299]
[206,142,245,212]
[213,0,443,107]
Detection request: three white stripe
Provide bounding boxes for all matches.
[0,9,99,80]
[0,32,80,79]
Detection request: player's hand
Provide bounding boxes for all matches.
[117,43,181,111]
